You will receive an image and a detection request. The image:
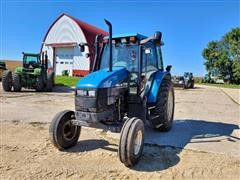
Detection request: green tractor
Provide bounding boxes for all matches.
[2,52,54,92]
[0,62,7,81]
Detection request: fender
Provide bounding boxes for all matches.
[147,70,171,103]
[15,67,23,74]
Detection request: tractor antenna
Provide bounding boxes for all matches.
[104,19,112,72]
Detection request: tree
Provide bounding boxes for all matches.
[232,60,240,84]
[223,28,240,83]
[202,27,240,84]
[202,41,219,76]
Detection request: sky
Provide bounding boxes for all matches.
[0,0,239,76]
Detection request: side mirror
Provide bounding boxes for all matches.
[140,31,162,45]
[79,43,85,52]
[166,65,172,72]
[85,53,90,58]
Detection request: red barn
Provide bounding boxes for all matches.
[41,13,107,76]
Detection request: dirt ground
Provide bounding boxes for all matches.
[0,84,240,179]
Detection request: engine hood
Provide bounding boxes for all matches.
[76,67,128,89]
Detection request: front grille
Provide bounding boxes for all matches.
[75,88,110,112]
[75,96,97,111]
[23,68,34,73]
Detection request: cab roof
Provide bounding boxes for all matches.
[104,33,147,40]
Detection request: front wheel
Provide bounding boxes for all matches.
[118,117,144,167]
[49,110,81,150]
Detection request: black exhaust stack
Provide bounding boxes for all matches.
[92,34,103,72]
[45,52,48,69]
[104,19,112,72]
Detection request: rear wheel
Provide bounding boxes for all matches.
[46,72,54,92]
[190,80,194,88]
[2,70,12,91]
[118,117,144,167]
[49,110,81,150]
[150,78,175,131]
[36,75,44,92]
[13,73,22,92]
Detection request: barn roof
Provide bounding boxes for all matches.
[66,14,108,38]
[41,13,108,52]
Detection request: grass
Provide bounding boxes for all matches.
[197,83,240,89]
[55,75,81,87]
[54,76,240,89]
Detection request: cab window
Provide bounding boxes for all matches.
[156,46,164,71]
[142,43,158,72]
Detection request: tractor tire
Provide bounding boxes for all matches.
[36,76,44,92]
[2,70,12,92]
[46,72,54,92]
[150,78,175,131]
[190,81,194,88]
[49,110,81,150]
[13,73,22,92]
[118,117,144,167]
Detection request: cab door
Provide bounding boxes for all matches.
[141,43,160,96]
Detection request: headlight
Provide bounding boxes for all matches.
[76,89,96,97]
[88,90,96,97]
[77,89,87,96]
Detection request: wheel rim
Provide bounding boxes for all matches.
[134,130,143,155]
[167,90,174,121]
[63,121,77,141]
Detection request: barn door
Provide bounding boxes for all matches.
[55,47,74,76]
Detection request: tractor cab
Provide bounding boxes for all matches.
[184,72,193,80]
[97,33,165,96]
[0,62,6,70]
[22,53,41,70]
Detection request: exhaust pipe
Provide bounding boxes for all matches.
[45,52,48,69]
[104,19,112,72]
[92,34,103,72]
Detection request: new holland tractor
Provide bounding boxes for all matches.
[2,52,54,92]
[49,20,175,167]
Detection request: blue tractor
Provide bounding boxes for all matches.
[49,20,175,167]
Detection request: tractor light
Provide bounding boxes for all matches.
[121,38,127,44]
[77,89,87,96]
[130,36,137,43]
[103,39,108,43]
[88,90,96,97]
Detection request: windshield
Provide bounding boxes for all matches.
[24,55,38,64]
[100,44,139,72]
[184,72,189,77]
